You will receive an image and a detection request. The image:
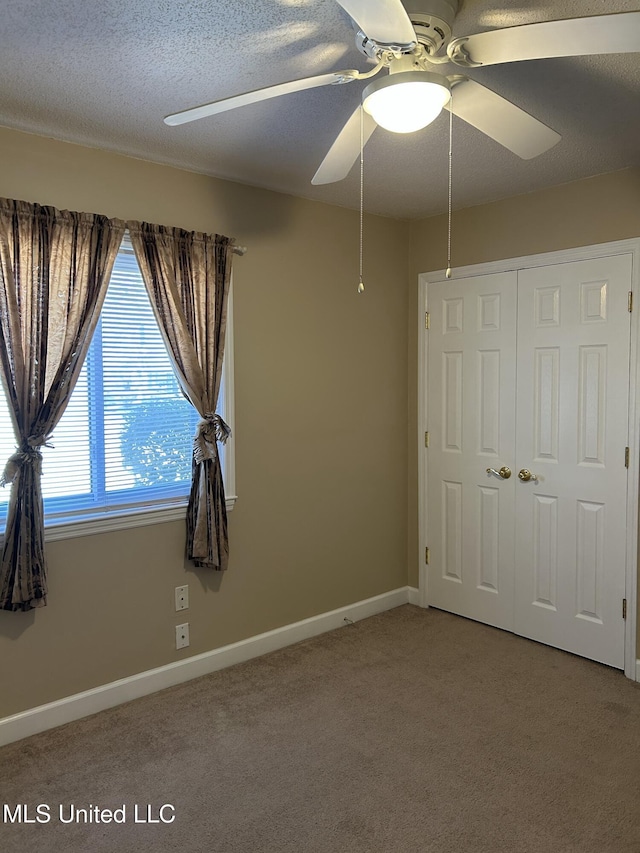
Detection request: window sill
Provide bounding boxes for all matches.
[41,495,238,543]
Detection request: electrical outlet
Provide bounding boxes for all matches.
[175,623,190,650]
[175,584,189,612]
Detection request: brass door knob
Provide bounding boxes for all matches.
[486,466,511,480]
[518,469,538,482]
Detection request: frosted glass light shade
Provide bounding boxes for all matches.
[362,71,451,134]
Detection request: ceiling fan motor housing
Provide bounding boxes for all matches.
[407,0,459,54]
[355,0,459,59]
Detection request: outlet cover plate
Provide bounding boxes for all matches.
[175,585,189,612]
[175,623,190,650]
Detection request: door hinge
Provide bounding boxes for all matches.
[424,431,429,448]
[629,291,633,313]
[625,446,630,468]
[425,546,430,565]
[425,311,430,330]
[623,598,627,620]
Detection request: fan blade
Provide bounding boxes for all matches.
[312,107,377,185]
[450,12,640,67]
[164,70,358,126]
[447,78,561,159]
[335,0,416,47]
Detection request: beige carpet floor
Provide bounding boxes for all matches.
[1,605,640,852]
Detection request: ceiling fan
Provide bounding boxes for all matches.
[164,0,640,185]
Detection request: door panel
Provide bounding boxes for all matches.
[514,256,631,667]
[427,272,517,630]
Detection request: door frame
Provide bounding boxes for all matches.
[417,238,640,681]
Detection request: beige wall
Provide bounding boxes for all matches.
[409,169,640,279]
[407,168,640,658]
[0,127,410,717]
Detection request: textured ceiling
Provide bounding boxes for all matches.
[1,0,639,219]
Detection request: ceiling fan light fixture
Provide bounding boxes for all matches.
[362,71,451,134]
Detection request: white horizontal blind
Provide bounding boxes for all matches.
[0,237,224,527]
[97,245,199,505]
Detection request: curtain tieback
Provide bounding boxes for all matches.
[0,435,53,486]
[193,413,232,465]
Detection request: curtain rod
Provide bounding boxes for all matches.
[233,245,247,256]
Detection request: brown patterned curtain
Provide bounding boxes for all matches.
[127,222,234,571]
[0,199,125,611]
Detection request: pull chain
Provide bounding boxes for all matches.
[446,91,453,280]
[358,106,365,294]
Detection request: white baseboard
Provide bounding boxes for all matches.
[0,586,415,747]
[407,586,421,606]
[636,659,640,682]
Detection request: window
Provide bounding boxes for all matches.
[0,235,235,539]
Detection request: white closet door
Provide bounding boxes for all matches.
[425,253,632,669]
[513,255,631,668]
[426,271,517,630]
